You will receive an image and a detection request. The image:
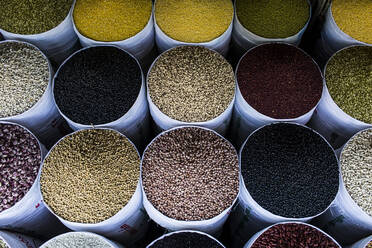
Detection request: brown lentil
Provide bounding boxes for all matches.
[340,128,372,216]
[148,46,235,122]
[40,129,140,223]
[0,41,49,118]
[251,223,340,248]
[73,0,152,42]
[155,0,233,43]
[326,46,372,124]
[0,123,42,213]
[142,127,239,221]
[332,0,372,44]
[0,0,73,34]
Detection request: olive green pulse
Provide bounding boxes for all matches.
[236,0,310,38]
[326,46,372,124]
[0,0,73,34]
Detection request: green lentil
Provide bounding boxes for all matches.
[0,0,73,34]
[326,46,372,124]
[40,129,140,224]
[155,0,233,43]
[0,239,8,248]
[340,128,372,216]
[148,46,235,122]
[332,0,372,44]
[0,41,49,118]
[73,0,152,42]
[236,0,310,38]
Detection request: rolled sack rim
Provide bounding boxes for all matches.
[238,122,340,222]
[37,128,143,228]
[146,45,236,131]
[0,40,54,122]
[0,121,47,220]
[234,42,323,123]
[146,230,226,248]
[232,0,312,44]
[322,44,372,127]
[140,125,239,232]
[51,44,145,131]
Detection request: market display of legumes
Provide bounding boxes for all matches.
[0,0,370,247]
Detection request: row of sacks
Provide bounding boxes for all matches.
[0,120,370,247]
[0,38,370,151]
[0,0,369,68]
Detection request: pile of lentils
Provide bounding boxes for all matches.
[54,46,142,125]
[0,41,49,118]
[250,223,340,248]
[142,127,239,221]
[73,0,152,42]
[326,45,372,124]
[340,128,372,216]
[332,0,372,44]
[235,0,309,38]
[148,46,235,122]
[368,241,372,248]
[0,0,73,34]
[41,232,113,248]
[0,123,42,213]
[241,123,339,218]
[155,0,233,43]
[237,43,323,119]
[0,238,8,248]
[149,232,223,248]
[40,129,140,223]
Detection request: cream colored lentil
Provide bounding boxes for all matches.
[341,129,372,216]
[148,46,235,122]
[41,129,140,223]
[332,0,372,44]
[0,42,49,118]
[155,0,233,43]
[41,232,113,248]
[73,0,152,42]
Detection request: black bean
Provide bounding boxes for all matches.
[53,46,142,125]
[241,123,339,218]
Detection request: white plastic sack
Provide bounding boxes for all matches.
[40,232,125,248]
[0,40,67,148]
[153,0,232,57]
[311,131,372,245]
[0,231,42,248]
[72,1,155,66]
[243,222,341,248]
[316,3,370,65]
[0,122,66,239]
[146,55,235,137]
[228,124,338,247]
[141,127,238,236]
[231,0,311,56]
[308,76,371,149]
[346,235,372,248]
[231,78,317,148]
[0,7,78,64]
[146,230,226,248]
[39,131,149,247]
[53,46,150,150]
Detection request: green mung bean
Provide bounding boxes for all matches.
[340,128,372,216]
[0,41,49,118]
[148,46,235,122]
[0,0,73,34]
[236,0,310,38]
[326,46,372,124]
[40,129,140,224]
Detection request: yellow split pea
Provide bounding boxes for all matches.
[332,0,372,44]
[73,0,152,42]
[155,0,233,43]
